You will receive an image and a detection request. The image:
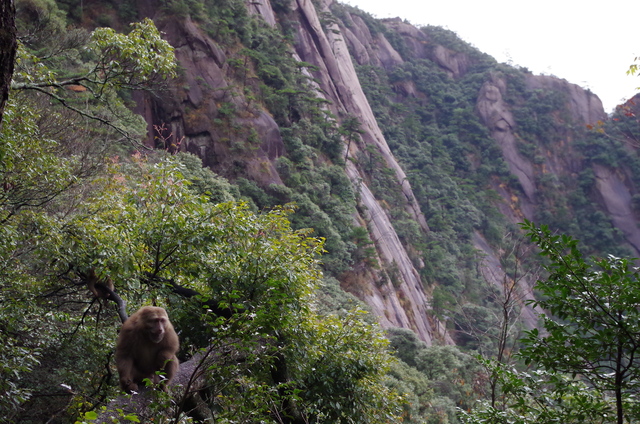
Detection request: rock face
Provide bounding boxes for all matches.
[526,75,606,124]
[476,76,537,217]
[593,164,640,253]
[138,5,285,186]
[135,0,449,343]
[135,0,640,344]
[287,0,441,343]
[476,70,640,258]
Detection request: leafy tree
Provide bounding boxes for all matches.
[462,221,640,424]
[460,361,612,424]
[292,309,402,423]
[340,115,364,161]
[387,327,427,368]
[0,143,405,421]
[628,55,640,82]
[518,220,640,424]
[385,360,435,423]
[174,151,240,202]
[0,98,81,225]
[11,4,176,142]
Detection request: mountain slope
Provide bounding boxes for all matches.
[132,0,640,345]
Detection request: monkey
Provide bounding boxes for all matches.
[115,306,180,393]
[84,268,114,300]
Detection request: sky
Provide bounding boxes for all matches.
[342,0,640,113]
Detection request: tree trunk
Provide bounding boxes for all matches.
[615,339,624,424]
[0,0,17,126]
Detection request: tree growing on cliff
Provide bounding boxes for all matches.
[340,115,364,161]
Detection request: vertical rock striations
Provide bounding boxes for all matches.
[283,0,442,343]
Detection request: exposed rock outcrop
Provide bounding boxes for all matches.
[138,9,285,185]
[136,0,446,343]
[593,164,640,254]
[286,0,441,343]
[476,75,537,217]
[526,75,606,124]
[350,173,439,342]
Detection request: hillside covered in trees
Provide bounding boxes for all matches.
[2,0,640,422]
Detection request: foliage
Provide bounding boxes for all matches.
[88,19,177,86]
[0,98,79,224]
[340,114,365,160]
[421,26,495,63]
[460,359,612,424]
[627,56,640,85]
[414,345,483,413]
[518,220,640,423]
[314,277,375,320]
[0,302,42,419]
[385,360,435,423]
[387,327,427,368]
[15,0,67,47]
[386,328,486,423]
[174,151,239,203]
[292,309,403,423]
[159,0,252,45]
[12,1,176,142]
[511,88,567,144]
[0,145,404,421]
[462,222,640,424]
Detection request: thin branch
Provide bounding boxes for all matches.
[11,85,149,147]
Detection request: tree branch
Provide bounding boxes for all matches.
[0,0,17,125]
[97,283,128,324]
[11,84,148,146]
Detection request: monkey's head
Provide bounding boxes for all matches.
[141,306,169,343]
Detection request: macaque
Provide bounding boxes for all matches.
[85,268,114,300]
[115,306,180,393]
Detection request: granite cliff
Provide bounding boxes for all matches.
[132,0,640,344]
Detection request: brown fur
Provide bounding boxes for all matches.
[115,306,179,392]
[86,268,114,299]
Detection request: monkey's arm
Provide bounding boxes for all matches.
[155,349,179,389]
[116,354,138,392]
[163,353,179,376]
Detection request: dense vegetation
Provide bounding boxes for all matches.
[0,1,402,422]
[2,0,640,422]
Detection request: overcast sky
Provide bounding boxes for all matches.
[341,0,640,113]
